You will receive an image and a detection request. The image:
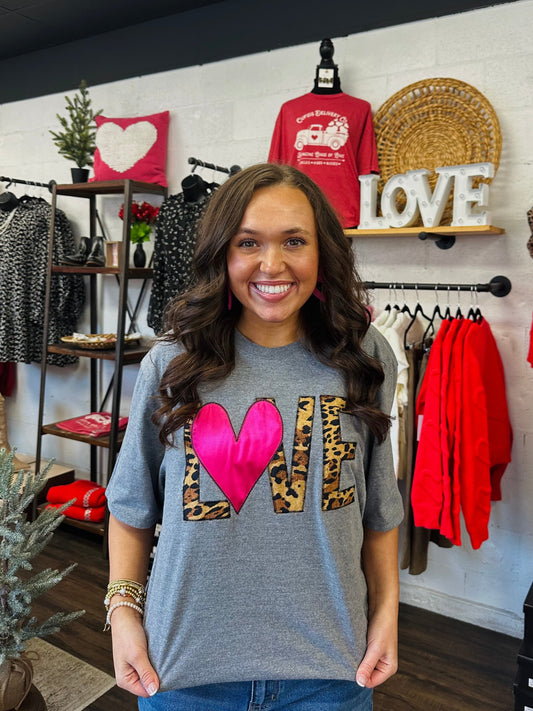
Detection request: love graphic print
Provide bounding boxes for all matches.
[185,396,358,520]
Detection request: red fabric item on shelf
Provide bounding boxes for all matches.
[47,479,106,508]
[55,411,128,437]
[46,502,106,523]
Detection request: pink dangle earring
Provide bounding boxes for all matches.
[227,285,233,310]
[312,268,325,302]
[312,284,325,302]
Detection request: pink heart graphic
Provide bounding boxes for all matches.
[191,401,282,513]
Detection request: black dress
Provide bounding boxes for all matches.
[147,192,210,335]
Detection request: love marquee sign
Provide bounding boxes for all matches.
[358,162,495,229]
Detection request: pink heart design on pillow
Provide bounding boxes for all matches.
[191,401,283,513]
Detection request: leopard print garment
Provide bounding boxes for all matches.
[0,197,85,365]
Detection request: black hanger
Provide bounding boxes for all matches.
[0,190,19,212]
[400,285,413,317]
[422,288,449,343]
[454,286,463,319]
[181,174,209,203]
[466,287,483,322]
[403,300,432,350]
[381,284,393,312]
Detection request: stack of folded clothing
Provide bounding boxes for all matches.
[46,479,107,523]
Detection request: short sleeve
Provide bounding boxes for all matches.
[106,346,168,528]
[361,326,404,531]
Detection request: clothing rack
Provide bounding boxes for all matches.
[0,175,56,192]
[188,157,241,176]
[363,275,512,297]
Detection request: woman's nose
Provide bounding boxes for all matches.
[260,246,284,274]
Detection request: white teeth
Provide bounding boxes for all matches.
[255,283,291,294]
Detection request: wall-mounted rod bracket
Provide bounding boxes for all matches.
[418,231,456,250]
[487,275,512,297]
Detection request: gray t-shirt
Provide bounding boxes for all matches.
[106,325,403,691]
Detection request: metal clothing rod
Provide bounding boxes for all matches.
[363,275,512,298]
[187,157,241,176]
[0,175,56,192]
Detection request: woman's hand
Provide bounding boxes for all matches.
[111,607,160,698]
[108,515,158,697]
[357,525,400,689]
[355,608,398,688]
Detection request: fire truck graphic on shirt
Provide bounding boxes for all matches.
[294,117,349,151]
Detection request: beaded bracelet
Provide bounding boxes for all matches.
[104,601,144,632]
[105,579,146,610]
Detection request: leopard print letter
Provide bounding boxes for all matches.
[267,396,314,513]
[320,396,356,510]
[182,420,231,520]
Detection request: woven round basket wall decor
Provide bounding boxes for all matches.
[373,77,502,225]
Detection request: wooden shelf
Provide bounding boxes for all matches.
[37,503,105,536]
[345,225,505,238]
[52,265,152,278]
[41,422,125,448]
[47,343,150,362]
[54,179,167,198]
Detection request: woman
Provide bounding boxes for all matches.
[106,163,403,710]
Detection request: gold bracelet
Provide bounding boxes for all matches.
[105,579,146,611]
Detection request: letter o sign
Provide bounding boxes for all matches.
[380,174,420,228]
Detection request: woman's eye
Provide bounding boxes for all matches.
[237,239,257,248]
[286,237,305,247]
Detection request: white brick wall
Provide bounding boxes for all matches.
[1,0,531,637]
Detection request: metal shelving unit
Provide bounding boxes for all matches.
[34,179,166,537]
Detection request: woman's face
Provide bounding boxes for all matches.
[227,184,319,346]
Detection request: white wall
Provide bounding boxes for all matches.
[1,1,532,638]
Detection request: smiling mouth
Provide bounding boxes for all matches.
[254,283,293,294]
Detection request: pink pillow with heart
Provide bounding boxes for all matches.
[91,111,169,186]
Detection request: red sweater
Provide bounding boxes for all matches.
[411,319,450,530]
[438,318,465,544]
[412,317,512,550]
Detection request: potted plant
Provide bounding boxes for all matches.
[49,80,102,183]
[0,449,84,710]
[119,201,160,267]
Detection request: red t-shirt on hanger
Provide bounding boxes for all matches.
[268,92,379,228]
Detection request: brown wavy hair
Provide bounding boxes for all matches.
[153,163,390,444]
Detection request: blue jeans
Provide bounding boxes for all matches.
[138,679,372,710]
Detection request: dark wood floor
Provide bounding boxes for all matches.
[31,525,519,710]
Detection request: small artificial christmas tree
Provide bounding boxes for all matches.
[49,79,102,171]
[0,448,84,666]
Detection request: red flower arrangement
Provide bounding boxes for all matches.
[119,201,159,244]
